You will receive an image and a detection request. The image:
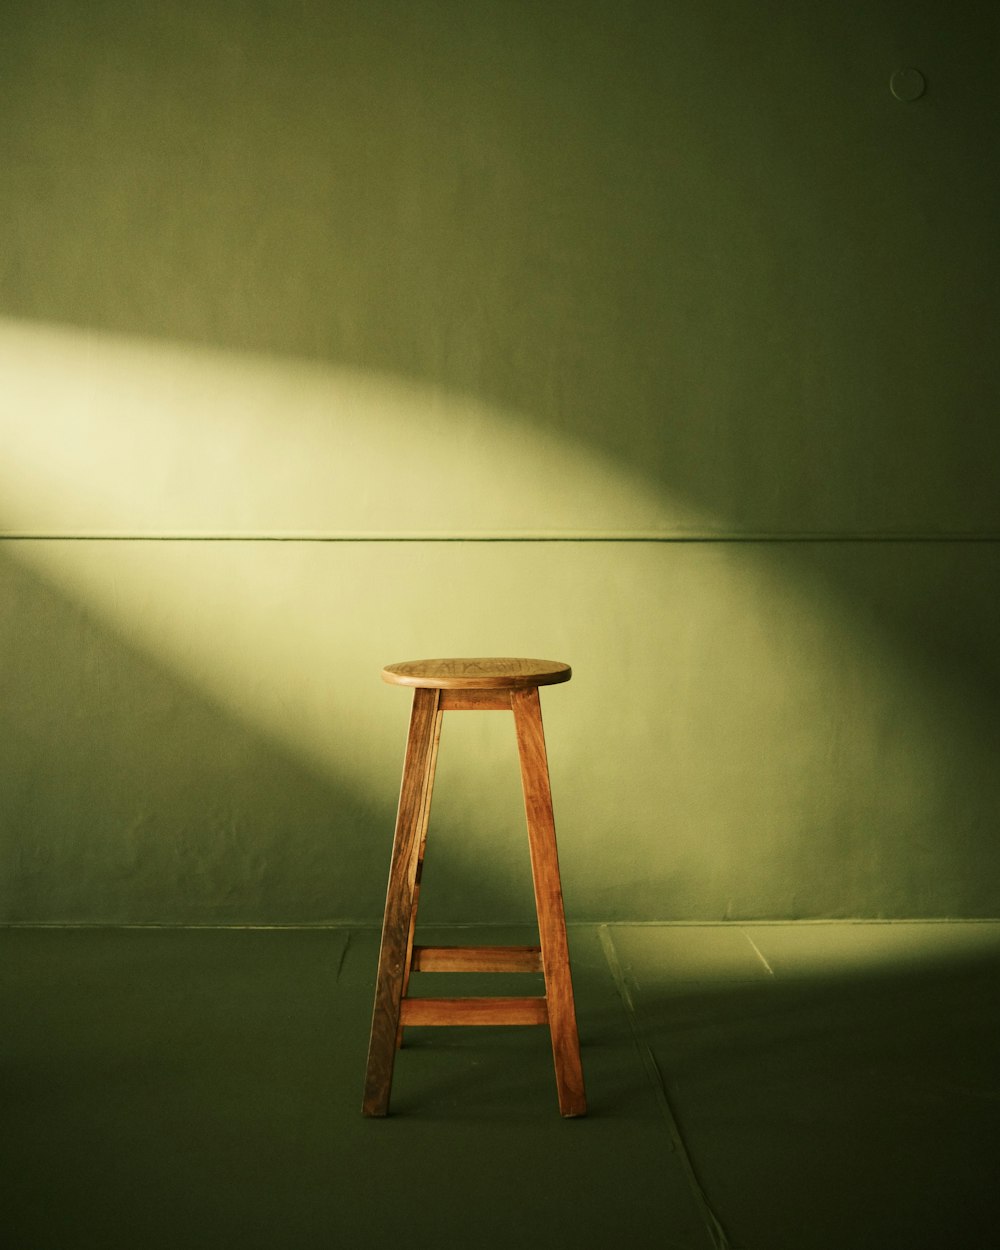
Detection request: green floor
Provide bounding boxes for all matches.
[3,923,998,1249]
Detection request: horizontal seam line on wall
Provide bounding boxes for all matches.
[2,532,1000,544]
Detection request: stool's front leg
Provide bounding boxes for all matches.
[363,686,441,1116]
[396,705,443,1048]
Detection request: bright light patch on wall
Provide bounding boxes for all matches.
[0,317,696,539]
[0,314,711,831]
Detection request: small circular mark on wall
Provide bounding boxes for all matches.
[890,68,926,101]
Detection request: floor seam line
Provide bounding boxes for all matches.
[598,925,734,1250]
[334,929,353,984]
[740,928,775,976]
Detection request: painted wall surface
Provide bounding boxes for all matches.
[1,1,998,922]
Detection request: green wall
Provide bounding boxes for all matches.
[2,1,998,923]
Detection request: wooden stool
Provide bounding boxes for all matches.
[362,658,586,1118]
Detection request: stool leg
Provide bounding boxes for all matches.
[511,686,587,1118]
[363,686,441,1116]
[396,705,443,1048]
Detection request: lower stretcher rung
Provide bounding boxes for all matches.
[399,996,548,1026]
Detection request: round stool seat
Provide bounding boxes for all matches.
[382,657,571,690]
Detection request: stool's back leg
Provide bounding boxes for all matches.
[397,706,443,1048]
[363,686,441,1116]
[511,686,587,1117]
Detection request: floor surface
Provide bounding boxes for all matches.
[2,922,998,1249]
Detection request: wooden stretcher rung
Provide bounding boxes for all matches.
[411,945,543,973]
[399,996,548,1026]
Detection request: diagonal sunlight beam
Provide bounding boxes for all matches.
[0,313,705,816]
[2,317,998,924]
[0,315,711,922]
